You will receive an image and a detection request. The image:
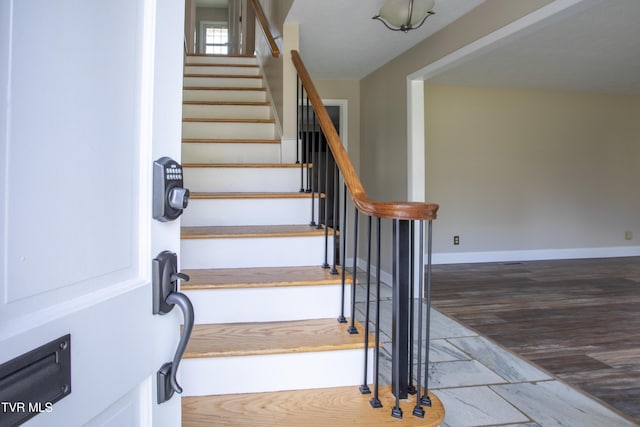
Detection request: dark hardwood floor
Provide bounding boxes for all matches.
[430,256,640,423]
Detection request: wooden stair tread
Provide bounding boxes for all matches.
[186,54,255,58]
[185,318,373,358]
[190,192,319,200]
[185,63,258,68]
[182,118,274,123]
[182,163,302,168]
[181,225,329,239]
[183,86,266,91]
[181,266,350,290]
[182,138,280,144]
[182,101,269,106]
[182,386,444,426]
[184,73,262,79]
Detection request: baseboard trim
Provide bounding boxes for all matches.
[433,246,640,265]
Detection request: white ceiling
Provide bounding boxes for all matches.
[286,0,485,80]
[286,0,640,94]
[428,0,640,93]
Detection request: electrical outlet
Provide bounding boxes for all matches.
[625,231,633,241]
[453,235,460,245]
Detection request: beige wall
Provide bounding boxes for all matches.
[196,6,228,23]
[359,0,557,267]
[425,85,640,255]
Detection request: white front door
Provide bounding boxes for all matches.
[1,0,185,426]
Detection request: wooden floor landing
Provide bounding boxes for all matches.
[182,386,444,427]
[430,256,640,423]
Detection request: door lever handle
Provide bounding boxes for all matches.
[152,251,195,404]
[172,272,190,283]
[164,290,193,394]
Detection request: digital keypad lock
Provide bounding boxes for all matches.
[153,157,190,222]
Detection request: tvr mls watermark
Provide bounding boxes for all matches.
[1,401,53,414]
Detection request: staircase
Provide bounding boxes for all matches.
[178,54,443,426]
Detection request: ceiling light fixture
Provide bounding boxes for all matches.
[373,0,436,33]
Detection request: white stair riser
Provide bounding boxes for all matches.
[182,89,266,103]
[182,142,281,164]
[182,198,312,226]
[183,76,262,88]
[184,65,259,76]
[181,349,373,396]
[183,167,303,192]
[182,104,271,120]
[185,56,257,66]
[182,121,275,140]
[180,235,334,269]
[184,284,350,324]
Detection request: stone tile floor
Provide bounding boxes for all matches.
[352,275,638,427]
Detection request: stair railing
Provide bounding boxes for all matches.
[250,0,280,58]
[292,49,440,420]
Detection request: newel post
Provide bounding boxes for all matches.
[391,220,411,406]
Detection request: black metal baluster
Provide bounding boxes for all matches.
[413,221,426,418]
[408,220,416,395]
[299,87,306,193]
[305,96,311,193]
[370,217,383,409]
[296,76,300,165]
[330,163,339,275]
[337,182,348,323]
[315,127,323,230]
[309,110,317,225]
[391,219,411,419]
[360,215,373,395]
[421,220,434,407]
[322,140,331,268]
[348,208,359,335]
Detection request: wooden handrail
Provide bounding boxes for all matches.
[291,50,438,221]
[250,0,280,58]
